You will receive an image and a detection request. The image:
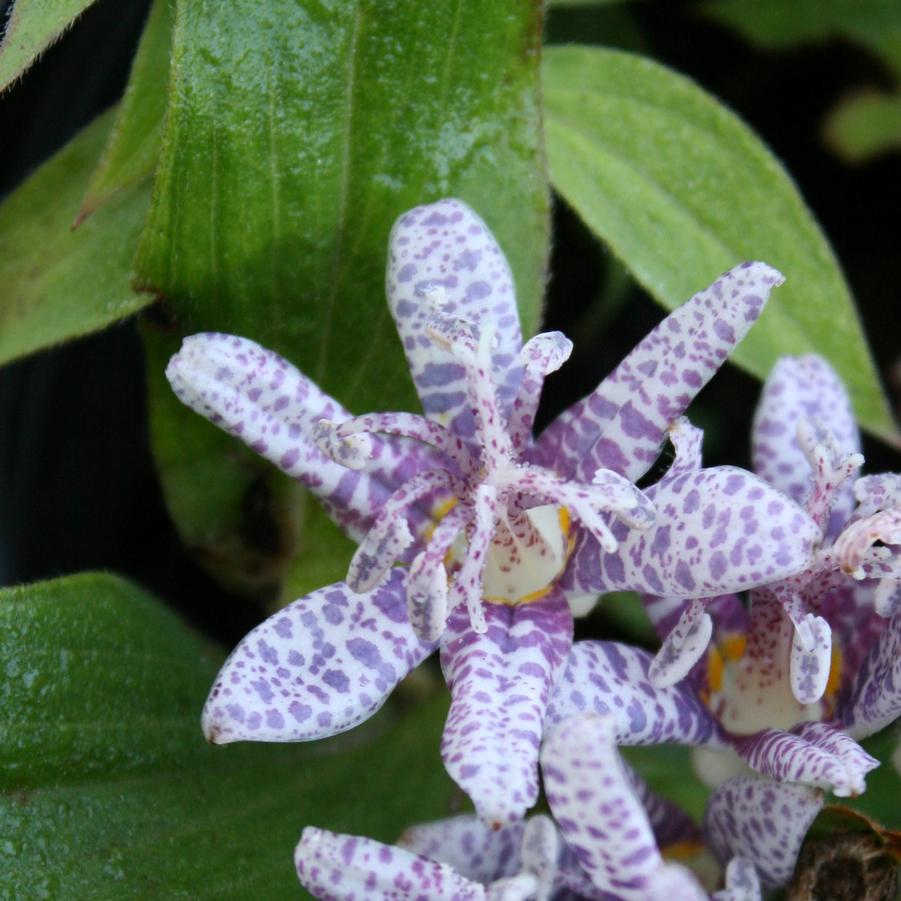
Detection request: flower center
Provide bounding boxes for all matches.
[315,310,654,634]
[701,598,840,735]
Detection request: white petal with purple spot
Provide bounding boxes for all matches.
[202,570,435,743]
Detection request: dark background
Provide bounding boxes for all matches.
[1,0,898,647]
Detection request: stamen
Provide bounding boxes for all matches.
[508,331,573,452]
[347,469,460,592]
[333,412,478,475]
[426,312,514,472]
[501,465,654,552]
[449,484,498,634]
[648,598,713,688]
[407,506,466,641]
[796,418,864,534]
[776,586,832,705]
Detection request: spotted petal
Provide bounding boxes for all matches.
[439,590,573,825]
[166,333,435,539]
[752,355,860,533]
[534,262,782,482]
[732,721,878,796]
[626,764,704,850]
[545,640,722,747]
[841,610,901,739]
[541,715,707,900]
[570,466,819,599]
[295,827,485,900]
[386,199,523,440]
[399,817,525,884]
[201,569,435,743]
[704,777,823,887]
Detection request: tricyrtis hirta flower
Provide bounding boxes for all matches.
[167,198,808,824]
[293,717,764,901]
[546,355,901,888]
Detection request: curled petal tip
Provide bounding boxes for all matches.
[313,418,372,469]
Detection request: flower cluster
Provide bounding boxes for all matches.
[167,199,899,899]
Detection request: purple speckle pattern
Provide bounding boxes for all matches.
[166,333,438,540]
[626,764,704,851]
[399,816,525,885]
[532,262,783,483]
[439,590,573,825]
[578,465,818,599]
[704,777,823,888]
[386,198,523,440]
[732,720,878,797]
[295,827,485,900]
[752,355,860,532]
[201,569,436,743]
[841,609,901,738]
[545,640,722,748]
[541,715,706,900]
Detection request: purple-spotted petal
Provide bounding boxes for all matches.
[541,715,706,900]
[399,816,525,884]
[439,590,573,825]
[626,764,704,850]
[201,570,435,743]
[704,777,823,887]
[731,721,878,796]
[648,598,713,688]
[166,333,434,539]
[545,640,722,747]
[386,199,523,439]
[574,466,819,598]
[841,610,901,739]
[534,262,782,482]
[752,355,860,533]
[712,857,761,901]
[519,815,561,900]
[295,827,485,900]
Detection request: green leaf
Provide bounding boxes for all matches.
[699,0,901,77]
[0,0,99,92]
[543,45,896,443]
[0,109,154,367]
[75,0,173,223]
[136,0,549,592]
[0,572,456,898]
[824,91,901,163]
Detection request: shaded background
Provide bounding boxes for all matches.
[1,0,898,648]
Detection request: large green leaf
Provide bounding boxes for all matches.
[0,572,455,899]
[75,0,172,223]
[135,0,549,592]
[0,109,154,367]
[543,46,896,442]
[0,0,99,92]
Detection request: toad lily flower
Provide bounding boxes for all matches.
[633,357,901,802]
[542,609,899,888]
[168,198,808,825]
[294,718,763,901]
